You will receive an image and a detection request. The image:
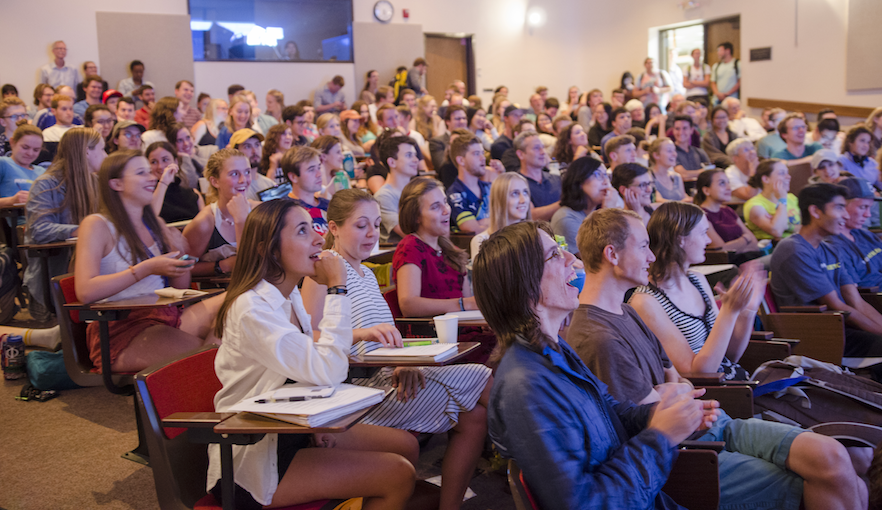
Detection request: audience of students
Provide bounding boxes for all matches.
[8,47,882,509]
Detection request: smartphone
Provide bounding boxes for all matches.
[257,182,293,202]
[179,254,199,266]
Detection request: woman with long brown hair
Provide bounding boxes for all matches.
[414,95,443,141]
[24,127,105,320]
[552,123,591,171]
[142,96,180,148]
[215,96,252,149]
[392,177,477,317]
[351,100,378,145]
[208,198,418,509]
[259,123,294,184]
[302,189,492,510]
[311,135,349,199]
[74,150,221,374]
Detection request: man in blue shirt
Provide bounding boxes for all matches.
[73,76,104,118]
[827,178,882,288]
[446,133,490,233]
[771,183,882,361]
[772,113,822,166]
[313,76,346,115]
[39,41,79,90]
[474,220,713,510]
[514,131,560,221]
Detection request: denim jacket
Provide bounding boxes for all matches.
[23,174,77,310]
[488,336,683,510]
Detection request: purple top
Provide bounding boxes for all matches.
[703,206,742,242]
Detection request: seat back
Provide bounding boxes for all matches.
[52,274,130,387]
[384,287,403,318]
[662,449,720,510]
[788,162,814,197]
[507,460,539,510]
[136,346,221,510]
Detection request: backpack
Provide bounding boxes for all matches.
[390,69,408,102]
[751,356,882,427]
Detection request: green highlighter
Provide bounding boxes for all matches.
[402,339,439,347]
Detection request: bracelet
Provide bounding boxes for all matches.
[157,182,168,187]
[129,265,139,282]
[458,297,465,311]
[214,260,224,275]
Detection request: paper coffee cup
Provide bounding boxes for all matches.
[433,315,459,343]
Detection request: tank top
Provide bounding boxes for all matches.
[201,203,238,262]
[96,214,166,302]
[633,272,749,381]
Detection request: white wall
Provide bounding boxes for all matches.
[1,0,879,119]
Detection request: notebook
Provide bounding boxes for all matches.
[362,343,459,363]
[228,383,385,427]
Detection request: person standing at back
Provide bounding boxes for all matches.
[39,41,79,91]
[710,42,740,106]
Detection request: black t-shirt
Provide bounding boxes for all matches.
[159,177,201,223]
[569,303,671,404]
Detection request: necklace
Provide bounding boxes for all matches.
[415,233,442,257]
[218,205,235,227]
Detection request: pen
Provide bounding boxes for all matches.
[403,340,434,347]
[255,397,307,403]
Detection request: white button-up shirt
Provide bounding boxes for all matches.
[206,280,352,505]
[40,63,79,90]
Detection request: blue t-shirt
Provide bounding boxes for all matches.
[772,142,823,161]
[523,171,561,208]
[0,157,43,199]
[447,178,490,233]
[770,234,853,307]
[287,195,330,236]
[827,230,882,288]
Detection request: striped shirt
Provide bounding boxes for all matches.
[338,253,491,433]
[633,272,748,380]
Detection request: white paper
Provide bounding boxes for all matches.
[229,383,384,417]
[272,385,336,399]
[365,344,457,359]
[444,310,484,321]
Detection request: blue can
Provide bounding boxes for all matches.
[2,335,26,380]
[342,151,355,179]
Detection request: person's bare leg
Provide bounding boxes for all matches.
[438,402,487,510]
[267,448,415,510]
[846,446,873,477]
[786,432,867,510]
[332,423,420,466]
[179,293,225,340]
[110,325,203,373]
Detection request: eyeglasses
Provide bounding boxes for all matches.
[122,131,141,140]
[590,169,608,181]
[4,114,28,121]
[544,244,566,264]
[94,118,114,125]
[631,181,654,191]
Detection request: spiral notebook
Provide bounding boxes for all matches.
[228,383,385,427]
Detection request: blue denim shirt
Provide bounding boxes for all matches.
[488,336,683,510]
[23,174,77,309]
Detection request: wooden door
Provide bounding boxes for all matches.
[704,17,740,67]
[424,35,469,102]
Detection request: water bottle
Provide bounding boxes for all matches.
[342,151,355,180]
[2,334,26,380]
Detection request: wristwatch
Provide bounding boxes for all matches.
[327,286,348,296]
[214,260,225,275]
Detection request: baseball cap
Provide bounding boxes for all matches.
[102,89,123,103]
[838,177,875,200]
[110,120,146,140]
[810,149,839,170]
[504,105,524,117]
[229,128,264,148]
[340,109,361,122]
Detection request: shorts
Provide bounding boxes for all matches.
[697,412,805,510]
[210,433,312,510]
[86,306,182,371]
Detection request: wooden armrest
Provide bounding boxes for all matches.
[808,422,882,448]
[682,373,725,385]
[779,305,827,313]
[162,412,233,428]
[859,286,880,293]
[750,331,774,340]
[679,440,725,452]
[770,337,800,345]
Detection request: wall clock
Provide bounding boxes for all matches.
[374,0,394,23]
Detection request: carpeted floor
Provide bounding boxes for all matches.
[0,311,514,510]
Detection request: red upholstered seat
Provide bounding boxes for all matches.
[383,287,403,318]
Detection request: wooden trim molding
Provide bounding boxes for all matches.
[746,98,874,119]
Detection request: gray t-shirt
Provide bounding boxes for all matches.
[770,234,854,307]
[569,303,671,404]
[374,183,402,244]
[711,59,739,99]
[550,206,587,256]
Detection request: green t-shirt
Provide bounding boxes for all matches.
[744,193,800,240]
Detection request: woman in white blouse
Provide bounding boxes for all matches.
[208,199,418,509]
